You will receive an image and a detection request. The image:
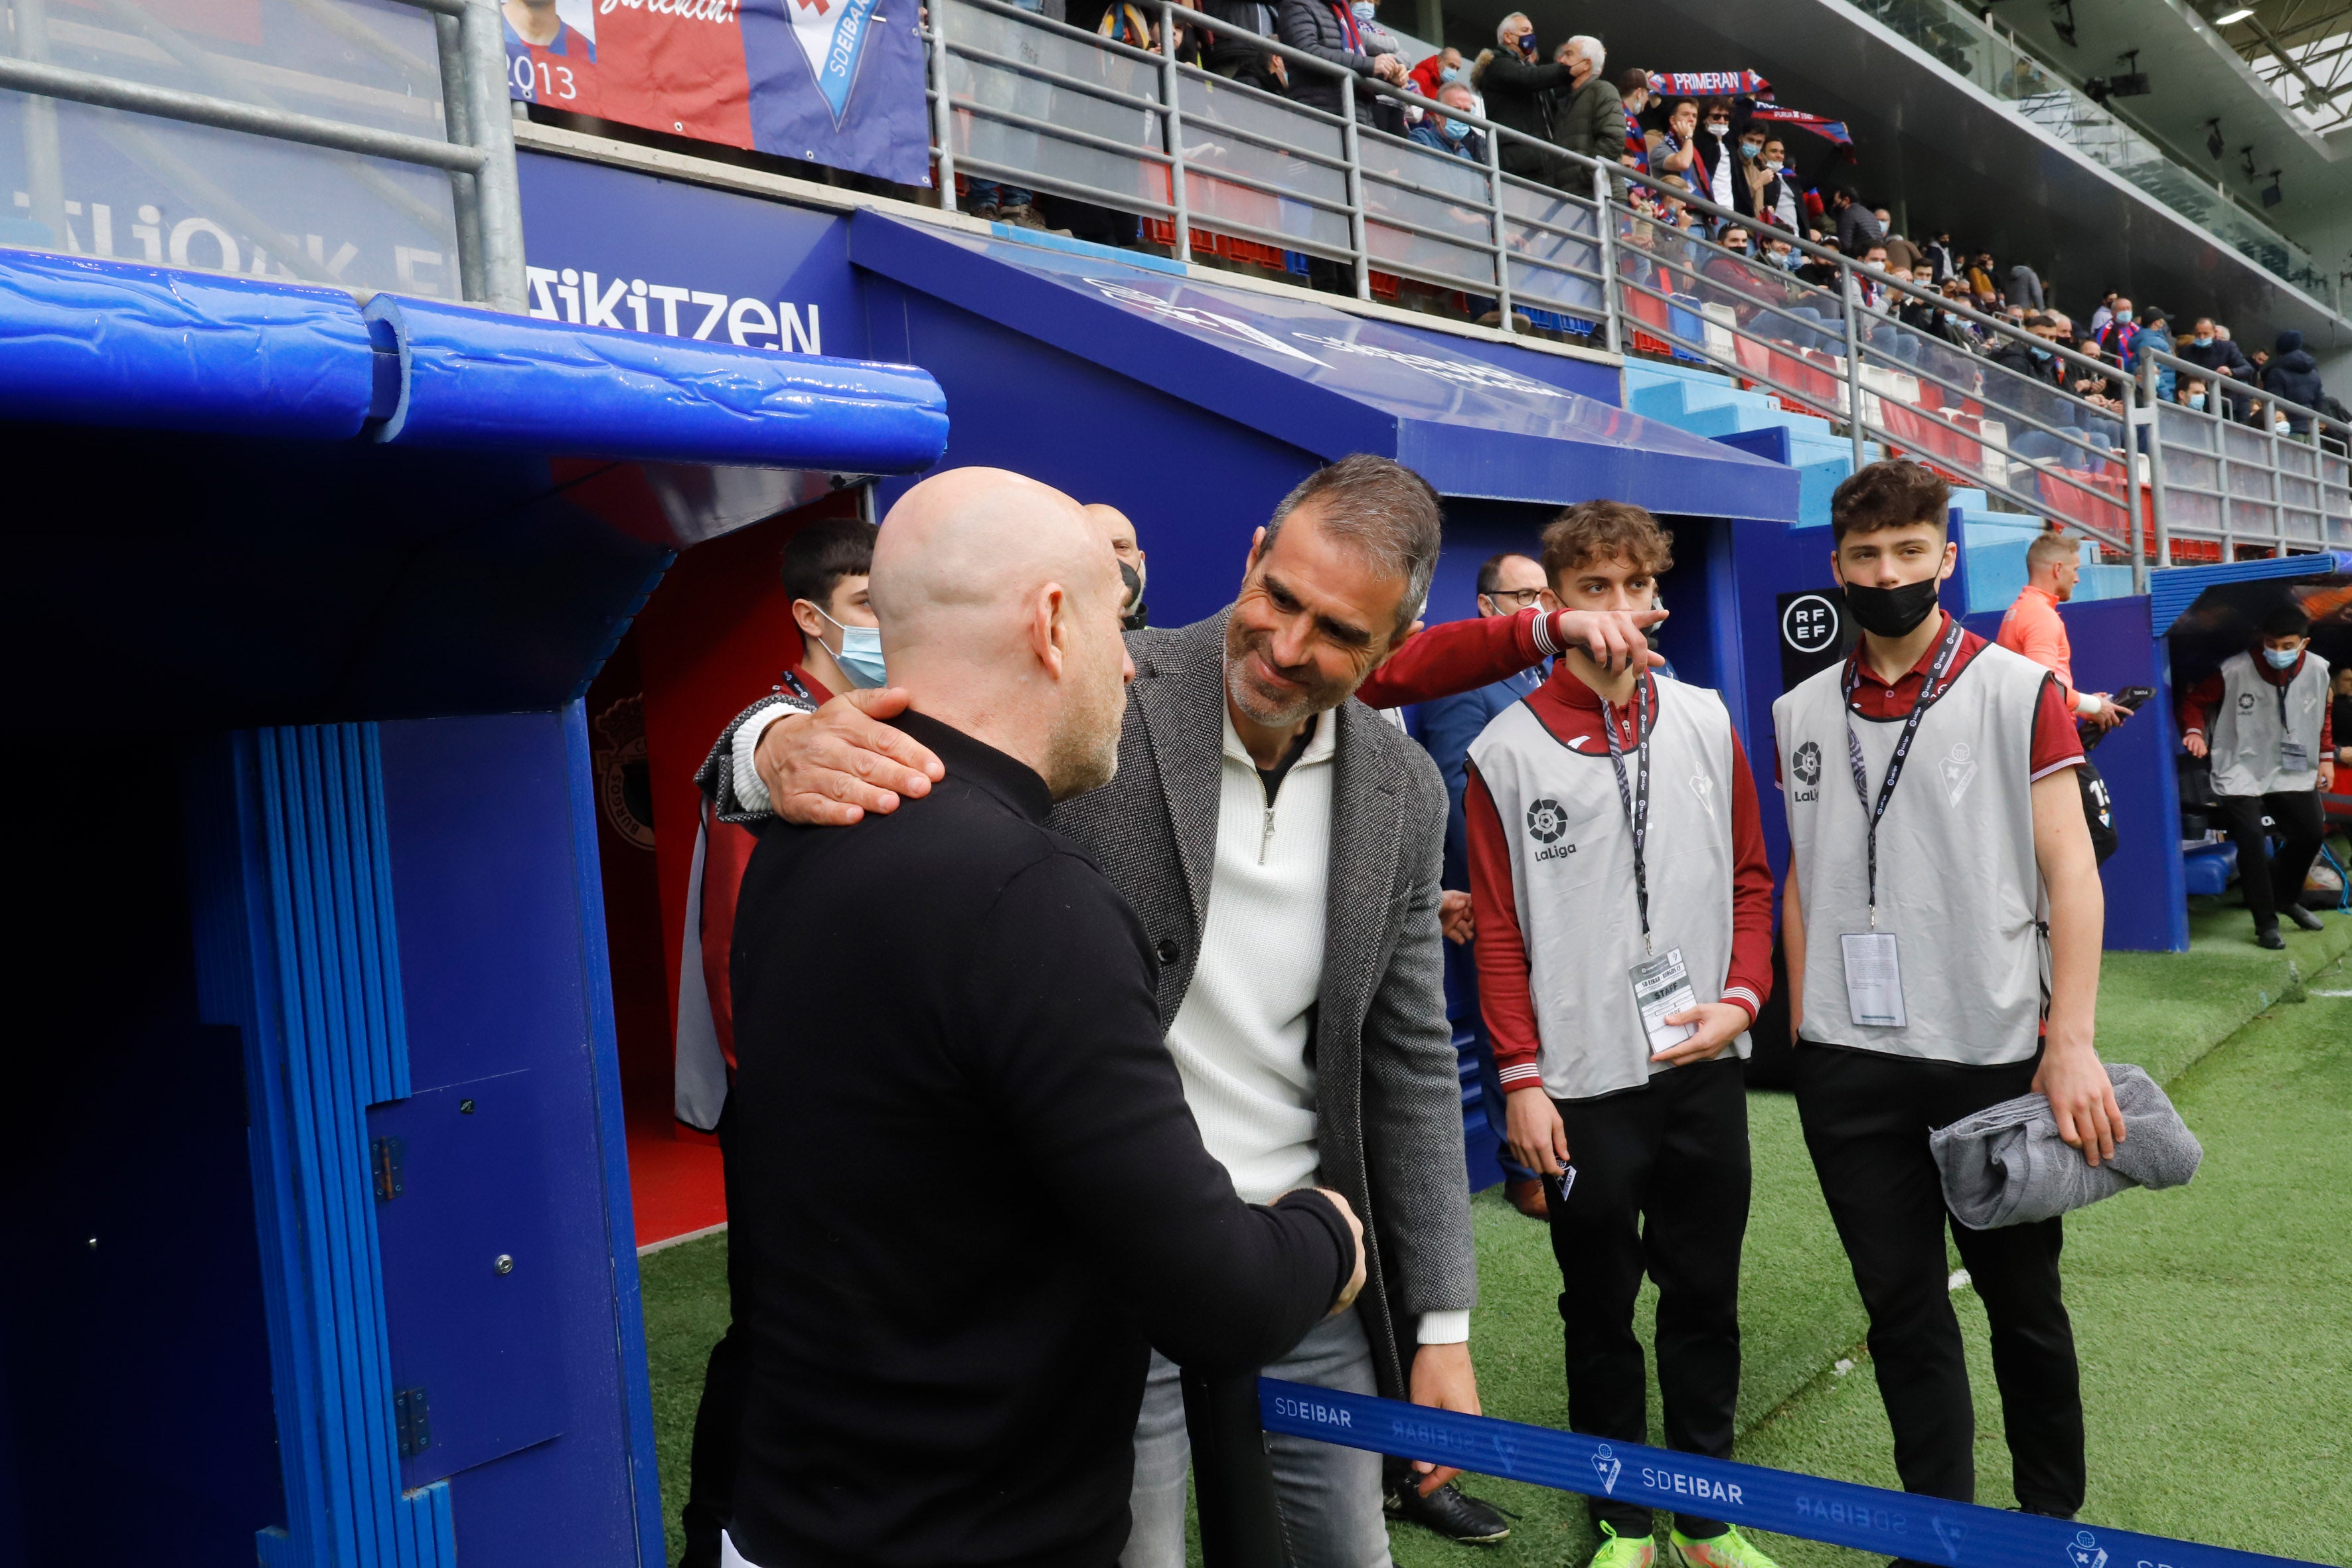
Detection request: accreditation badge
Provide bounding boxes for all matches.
[1840,931,1907,1027]
[1630,947,1699,1055]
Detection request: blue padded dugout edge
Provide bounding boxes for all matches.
[0,248,949,473]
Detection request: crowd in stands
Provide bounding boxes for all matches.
[947,0,2341,449]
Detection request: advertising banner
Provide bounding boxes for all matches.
[502,0,933,187]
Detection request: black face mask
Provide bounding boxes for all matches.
[1841,576,1940,637]
[1119,560,1149,631]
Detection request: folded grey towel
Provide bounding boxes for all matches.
[1930,1063,2203,1229]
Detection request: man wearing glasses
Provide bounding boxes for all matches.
[1418,553,1559,1221]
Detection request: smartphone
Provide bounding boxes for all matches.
[2112,686,2155,712]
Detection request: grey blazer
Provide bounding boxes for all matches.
[702,610,1474,1397]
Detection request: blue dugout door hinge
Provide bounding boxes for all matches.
[186,725,458,1568]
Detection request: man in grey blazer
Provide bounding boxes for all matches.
[701,457,1650,1562]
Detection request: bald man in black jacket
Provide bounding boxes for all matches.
[723,469,1360,1568]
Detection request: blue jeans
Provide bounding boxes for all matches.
[965,0,1044,211]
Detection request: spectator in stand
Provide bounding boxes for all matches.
[1618,68,1652,169]
[2067,342,2131,459]
[1409,81,1488,162]
[1200,0,1291,90]
[1964,250,2001,311]
[1686,97,1739,218]
[1934,277,1984,349]
[1989,313,2098,470]
[1725,227,1839,353]
[2264,330,2323,434]
[1407,44,1464,100]
[1551,36,1623,161]
[1418,552,1559,1223]
[1279,0,1405,125]
[2176,376,2210,412]
[1922,229,1956,284]
[1648,97,1699,188]
[2009,260,2045,311]
[2088,291,2118,336]
[1475,13,1578,188]
[2090,297,2136,360]
[1879,225,1922,275]
[1830,188,1881,255]
[1891,267,1940,337]
[2177,317,2256,421]
[963,0,1059,230]
[2179,599,2336,947]
[1755,138,1800,229]
[1733,125,1770,220]
[2130,305,2175,405]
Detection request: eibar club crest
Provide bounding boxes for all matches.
[788,0,882,123]
[1590,1443,1622,1495]
[1938,741,1978,807]
[2065,1529,2108,1568]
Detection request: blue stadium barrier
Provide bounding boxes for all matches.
[1259,1379,2320,1568]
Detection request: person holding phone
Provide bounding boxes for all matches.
[1465,502,1777,1568]
[1996,532,2134,860]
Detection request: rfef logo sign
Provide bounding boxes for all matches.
[1777,588,1854,692]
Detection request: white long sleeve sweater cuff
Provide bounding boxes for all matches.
[731,701,799,815]
[1415,1310,1470,1345]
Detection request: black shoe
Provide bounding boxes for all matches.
[2257,925,2286,949]
[1386,1476,1510,1543]
[2285,903,2327,931]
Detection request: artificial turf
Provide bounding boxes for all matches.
[635,902,2352,1568]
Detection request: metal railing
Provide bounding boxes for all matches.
[2137,344,2352,566]
[920,1,2352,582]
[1,0,522,307]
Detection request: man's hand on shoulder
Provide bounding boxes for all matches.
[755,688,947,825]
[1405,1342,1480,1492]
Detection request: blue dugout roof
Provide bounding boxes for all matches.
[848,214,1802,524]
[0,248,947,729]
[0,247,947,469]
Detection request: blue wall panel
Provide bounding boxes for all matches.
[377,711,659,1566]
[863,279,1327,632]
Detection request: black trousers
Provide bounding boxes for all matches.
[1793,1042,2083,1539]
[2212,789,2326,931]
[1544,1058,1750,1539]
[681,1097,748,1568]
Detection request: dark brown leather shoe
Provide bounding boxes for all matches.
[1504,1176,1549,1219]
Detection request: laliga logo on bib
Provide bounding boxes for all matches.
[1791,740,1823,793]
[1938,742,1978,807]
[1690,771,1716,819]
[1526,798,1570,844]
[789,0,883,123]
[2066,1529,2108,1568]
[1590,1443,1622,1495]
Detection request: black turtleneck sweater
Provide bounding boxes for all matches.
[726,710,1353,1568]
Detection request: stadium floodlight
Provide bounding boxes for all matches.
[2051,0,2078,46]
[2262,171,2283,205]
[2213,6,2255,24]
[2207,119,2226,157]
[2108,49,2150,94]
[2242,145,2259,177]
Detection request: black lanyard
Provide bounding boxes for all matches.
[1601,674,1660,954]
[1842,617,1965,929]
